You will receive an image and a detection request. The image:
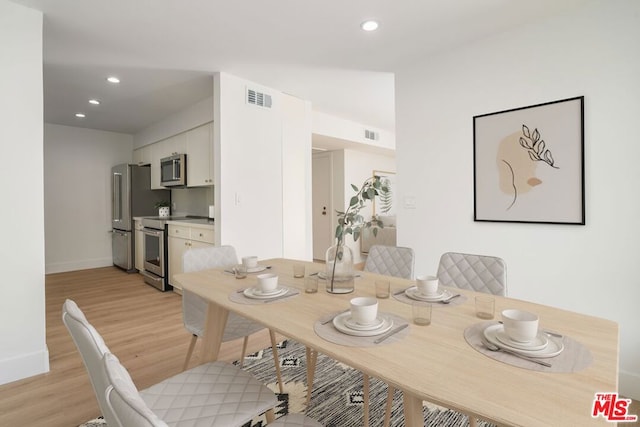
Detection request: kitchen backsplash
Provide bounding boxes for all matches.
[170,186,214,217]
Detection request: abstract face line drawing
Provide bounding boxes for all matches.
[497,124,558,210]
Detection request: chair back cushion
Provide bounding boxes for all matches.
[103,353,169,427]
[437,252,507,296]
[62,299,113,422]
[182,245,238,273]
[364,245,415,279]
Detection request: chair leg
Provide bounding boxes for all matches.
[269,329,284,394]
[183,334,198,371]
[469,416,478,427]
[383,385,395,427]
[306,348,318,406]
[265,408,276,423]
[239,336,249,368]
[363,374,370,427]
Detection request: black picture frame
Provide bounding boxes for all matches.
[473,96,585,225]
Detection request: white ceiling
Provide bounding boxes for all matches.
[12,0,589,135]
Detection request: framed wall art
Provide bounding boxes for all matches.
[473,96,585,225]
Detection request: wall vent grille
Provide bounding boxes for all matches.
[364,129,379,141]
[247,88,272,108]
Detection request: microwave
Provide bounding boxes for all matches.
[160,154,186,187]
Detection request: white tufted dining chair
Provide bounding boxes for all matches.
[182,245,284,392]
[62,299,278,427]
[436,251,507,296]
[308,245,416,426]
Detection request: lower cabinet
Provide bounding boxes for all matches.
[168,224,215,293]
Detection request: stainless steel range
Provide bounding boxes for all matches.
[139,216,189,291]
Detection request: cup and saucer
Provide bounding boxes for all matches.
[243,273,288,299]
[333,297,393,336]
[405,275,451,302]
[241,256,267,273]
[483,309,564,358]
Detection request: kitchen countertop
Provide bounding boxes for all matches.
[166,217,215,228]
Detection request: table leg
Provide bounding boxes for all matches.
[200,301,229,362]
[402,391,423,427]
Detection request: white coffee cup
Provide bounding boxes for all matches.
[350,297,378,325]
[501,309,539,342]
[416,275,439,296]
[256,273,278,293]
[242,256,258,269]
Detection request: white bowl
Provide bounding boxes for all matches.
[416,275,439,296]
[256,273,278,293]
[242,256,259,269]
[501,309,539,343]
[350,297,379,326]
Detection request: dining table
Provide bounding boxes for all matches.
[175,258,619,427]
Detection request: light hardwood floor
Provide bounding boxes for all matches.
[0,267,638,427]
[0,267,277,427]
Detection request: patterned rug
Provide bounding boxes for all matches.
[80,340,496,427]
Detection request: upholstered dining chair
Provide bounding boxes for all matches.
[363,245,415,280]
[182,245,284,393]
[436,251,507,427]
[62,299,278,426]
[436,251,507,296]
[307,245,416,426]
[103,352,323,427]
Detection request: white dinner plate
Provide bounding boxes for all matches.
[404,287,451,302]
[246,265,267,273]
[333,312,393,337]
[495,328,548,351]
[243,287,288,299]
[484,324,564,358]
[343,315,385,331]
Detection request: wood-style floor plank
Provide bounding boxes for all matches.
[0,267,276,427]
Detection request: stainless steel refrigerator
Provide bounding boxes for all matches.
[111,164,170,272]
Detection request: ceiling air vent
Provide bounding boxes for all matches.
[246,88,272,108]
[364,129,379,141]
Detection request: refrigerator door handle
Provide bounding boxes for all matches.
[113,172,122,222]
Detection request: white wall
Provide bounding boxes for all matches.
[215,72,285,259]
[282,94,313,260]
[0,0,47,385]
[396,0,640,398]
[313,110,396,151]
[133,94,214,148]
[44,124,133,273]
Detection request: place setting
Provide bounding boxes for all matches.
[229,273,299,304]
[314,297,409,347]
[224,256,271,278]
[464,308,593,373]
[393,275,466,306]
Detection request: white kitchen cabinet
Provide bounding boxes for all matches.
[168,223,215,292]
[134,220,145,272]
[133,145,152,166]
[186,122,214,187]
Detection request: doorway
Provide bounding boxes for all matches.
[312,152,334,261]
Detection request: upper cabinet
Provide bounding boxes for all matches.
[138,123,213,189]
[186,122,214,187]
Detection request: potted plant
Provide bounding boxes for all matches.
[326,175,389,293]
[155,200,170,217]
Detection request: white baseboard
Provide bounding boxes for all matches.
[0,347,50,386]
[620,370,640,400]
[45,257,113,274]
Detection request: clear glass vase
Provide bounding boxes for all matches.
[325,243,355,294]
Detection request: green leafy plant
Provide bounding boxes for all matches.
[334,175,389,245]
[378,177,393,214]
[154,200,170,209]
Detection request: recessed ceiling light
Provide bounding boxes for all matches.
[88,99,100,105]
[75,113,86,118]
[106,76,120,84]
[361,20,379,31]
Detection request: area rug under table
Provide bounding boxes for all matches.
[80,340,496,427]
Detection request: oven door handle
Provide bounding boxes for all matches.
[142,228,162,237]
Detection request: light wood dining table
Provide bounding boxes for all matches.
[175,258,619,427]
